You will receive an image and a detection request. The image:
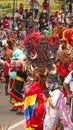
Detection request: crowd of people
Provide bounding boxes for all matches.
[0,0,73,130]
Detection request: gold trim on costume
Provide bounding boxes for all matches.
[15,76,24,82]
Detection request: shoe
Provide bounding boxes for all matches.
[16,111,24,115]
[11,108,18,112]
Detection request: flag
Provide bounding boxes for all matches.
[24,94,37,129]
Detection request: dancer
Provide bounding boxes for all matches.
[44,64,73,130]
[9,49,28,115]
[63,62,73,122]
[24,66,49,130]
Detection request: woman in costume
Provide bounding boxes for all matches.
[24,66,49,130]
[9,49,28,115]
[44,64,73,130]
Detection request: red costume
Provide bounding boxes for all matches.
[24,82,45,130]
[57,62,69,77]
[24,66,49,130]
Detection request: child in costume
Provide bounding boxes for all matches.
[24,66,49,130]
[9,49,28,115]
[44,64,73,130]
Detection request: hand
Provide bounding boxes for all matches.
[67,94,73,98]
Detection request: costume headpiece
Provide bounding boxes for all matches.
[28,65,49,89]
[56,49,73,67]
[29,65,49,80]
[11,49,29,71]
[23,32,59,70]
[63,28,73,47]
[12,49,25,60]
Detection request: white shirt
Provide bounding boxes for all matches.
[33,2,39,9]
[64,71,73,92]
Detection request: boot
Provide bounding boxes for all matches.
[5,86,9,95]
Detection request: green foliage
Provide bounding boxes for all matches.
[0,0,64,19]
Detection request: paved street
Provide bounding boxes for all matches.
[0,82,25,130]
[0,82,66,130]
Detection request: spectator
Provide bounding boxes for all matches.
[33,0,39,19]
[42,0,49,12]
[29,0,34,11]
[68,3,72,13]
[3,57,10,95]
[39,10,49,34]
[1,16,10,29]
[25,15,35,34]
[19,3,24,13]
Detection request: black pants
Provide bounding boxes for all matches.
[34,9,38,19]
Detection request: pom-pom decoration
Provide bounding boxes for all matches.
[23,32,59,70]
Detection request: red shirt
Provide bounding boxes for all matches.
[43,2,49,11]
[2,19,10,29]
[4,61,10,74]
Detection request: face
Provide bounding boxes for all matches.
[10,61,16,71]
[15,63,23,71]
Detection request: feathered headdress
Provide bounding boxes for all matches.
[56,49,73,67]
[28,65,49,89]
[63,28,73,47]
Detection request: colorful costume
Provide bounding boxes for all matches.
[63,62,73,123]
[44,69,73,130]
[24,82,45,130]
[10,70,27,109]
[24,66,49,130]
[9,49,28,112]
